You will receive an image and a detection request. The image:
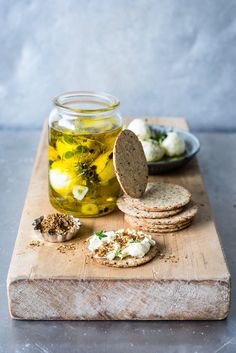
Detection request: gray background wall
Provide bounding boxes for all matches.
[1,0,236,131]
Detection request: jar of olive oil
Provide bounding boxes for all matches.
[48,91,123,217]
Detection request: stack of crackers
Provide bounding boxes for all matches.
[113,129,198,234]
[117,183,198,233]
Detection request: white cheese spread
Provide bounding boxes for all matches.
[88,229,156,260]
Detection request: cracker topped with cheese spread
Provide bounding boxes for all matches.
[86,229,158,267]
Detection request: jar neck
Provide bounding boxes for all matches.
[53,91,120,118]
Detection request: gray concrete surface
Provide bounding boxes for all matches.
[1,0,236,131]
[0,131,236,352]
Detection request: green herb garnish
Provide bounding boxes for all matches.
[155,131,167,143]
[115,246,121,256]
[77,163,100,183]
[65,151,74,159]
[129,239,141,243]
[95,231,107,240]
[64,135,74,144]
[76,145,89,153]
[149,125,167,143]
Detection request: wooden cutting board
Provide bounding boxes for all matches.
[7,118,231,320]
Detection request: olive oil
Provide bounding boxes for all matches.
[49,120,122,217]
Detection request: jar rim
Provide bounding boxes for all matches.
[53,91,120,114]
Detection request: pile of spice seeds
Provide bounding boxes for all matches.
[35,213,76,235]
[32,213,81,242]
[117,182,198,233]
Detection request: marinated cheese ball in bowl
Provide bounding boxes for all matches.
[127,119,187,162]
[127,119,152,140]
[161,131,186,157]
[140,139,165,162]
[48,91,123,218]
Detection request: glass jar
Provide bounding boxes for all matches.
[48,91,123,217]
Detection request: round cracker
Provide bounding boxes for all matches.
[124,182,191,211]
[125,202,198,225]
[133,220,192,229]
[125,215,192,229]
[113,129,148,198]
[86,243,159,268]
[134,222,192,233]
[117,196,184,218]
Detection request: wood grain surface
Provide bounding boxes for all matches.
[7,118,231,320]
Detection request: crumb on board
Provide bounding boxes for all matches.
[29,240,77,254]
[158,252,179,263]
[29,240,44,248]
[56,243,77,254]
